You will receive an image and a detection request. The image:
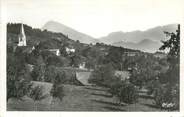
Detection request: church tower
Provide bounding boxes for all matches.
[17,23,27,46]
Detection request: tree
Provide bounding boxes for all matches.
[109,80,138,104]
[44,65,57,82]
[7,51,32,101]
[108,78,122,96]
[117,82,138,104]
[50,73,65,108]
[46,55,64,67]
[31,66,40,81]
[70,53,81,67]
[151,24,180,110]
[160,25,180,57]
[88,64,115,87]
[29,86,48,111]
[29,56,46,81]
[105,47,124,70]
[159,24,180,84]
[50,82,65,101]
[159,24,180,66]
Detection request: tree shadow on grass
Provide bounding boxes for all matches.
[139,95,154,100]
[141,103,159,109]
[85,87,107,92]
[137,90,148,94]
[103,106,126,111]
[91,93,112,98]
[91,99,125,107]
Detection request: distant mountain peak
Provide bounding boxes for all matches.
[43,20,99,44]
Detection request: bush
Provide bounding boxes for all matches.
[108,77,138,104]
[50,73,65,101]
[29,85,48,110]
[52,72,66,84]
[153,83,179,110]
[7,75,32,101]
[88,64,115,87]
[46,55,64,67]
[31,66,40,81]
[108,78,122,96]
[146,79,161,95]
[44,65,57,82]
[117,82,138,104]
[50,84,65,101]
[29,85,47,101]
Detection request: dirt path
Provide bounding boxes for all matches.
[76,71,91,85]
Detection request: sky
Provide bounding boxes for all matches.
[4,0,184,38]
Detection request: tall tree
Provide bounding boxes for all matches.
[159,24,180,84]
[159,24,180,65]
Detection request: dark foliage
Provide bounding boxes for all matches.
[159,24,180,57]
[117,82,138,104]
[88,64,115,87]
[29,85,47,101]
[7,48,32,101]
[50,84,65,101]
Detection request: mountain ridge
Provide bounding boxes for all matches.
[100,24,177,53]
[99,24,177,44]
[42,21,99,44]
[43,21,178,53]
[112,39,162,53]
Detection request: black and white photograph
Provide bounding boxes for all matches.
[1,0,183,113]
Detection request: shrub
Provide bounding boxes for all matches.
[44,65,57,82]
[50,73,65,101]
[31,65,46,81]
[153,83,179,110]
[108,77,138,104]
[146,79,161,95]
[29,85,48,110]
[117,82,138,104]
[50,84,65,101]
[88,64,115,87]
[52,72,66,84]
[31,66,40,81]
[7,75,32,101]
[46,55,64,67]
[108,79,122,96]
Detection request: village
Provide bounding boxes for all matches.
[7,23,179,111]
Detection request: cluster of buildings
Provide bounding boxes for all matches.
[17,24,77,56]
[16,23,87,69]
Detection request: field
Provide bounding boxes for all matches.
[7,80,165,111]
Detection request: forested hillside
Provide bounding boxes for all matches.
[7,23,140,70]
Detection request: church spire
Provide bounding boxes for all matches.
[18,23,27,46]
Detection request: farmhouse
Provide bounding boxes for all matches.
[47,49,60,56]
[79,62,87,70]
[66,47,75,54]
[124,51,139,57]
